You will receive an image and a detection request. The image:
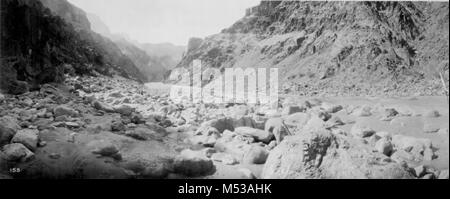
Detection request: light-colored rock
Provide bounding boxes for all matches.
[350,124,376,138]
[0,116,20,146]
[92,100,115,112]
[113,105,135,116]
[11,129,39,151]
[211,153,238,165]
[53,105,78,117]
[234,127,273,143]
[173,149,214,177]
[87,140,120,158]
[238,168,256,179]
[423,123,440,134]
[375,138,394,156]
[265,118,288,143]
[201,117,235,133]
[282,106,305,116]
[438,170,449,179]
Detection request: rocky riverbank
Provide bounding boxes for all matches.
[0,75,448,179]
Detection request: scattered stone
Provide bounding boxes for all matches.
[438,128,449,136]
[11,129,39,151]
[111,121,125,132]
[374,138,393,156]
[282,105,304,115]
[238,168,256,179]
[262,130,413,179]
[350,124,376,138]
[49,153,61,159]
[87,140,120,159]
[211,153,238,165]
[425,110,440,118]
[109,92,124,98]
[380,108,399,121]
[130,112,145,124]
[65,122,81,129]
[234,127,273,143]
[438,170,449,179]
[321,103,343,113]
[173,149,214,177]
[0,117,19,146]
[2,143,34,162]
[201,117,235,133]
[421,174,434,179]
[352,106,372,117]
[413,165,427,178]
[53,105,78,117]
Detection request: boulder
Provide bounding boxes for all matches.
[2,143,34,162]
[425,110,440,118]
[238,168,256,179]
[265,118,289,143]
[87,140,120,159]
[438,170,449,179]
[0,116,20,146]
[11,129,39,151]
[234,127,273,143]
[233,116,256,128]
[173,149,214,177]
[261,130,413,179]
[321,103,343,114]
[201,117,235,133]
[350,124,376,138]
[191,127,220,147]
[374,138,393,156]
[380,108,399,121]
[113,105,135,116]
[53,105,78,117]
[211,153,238,165]
[125,127,158,141]
[243,145,269,164]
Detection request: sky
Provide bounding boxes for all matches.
[68,0,260,46]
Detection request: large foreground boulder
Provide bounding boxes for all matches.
[261,130,414,179]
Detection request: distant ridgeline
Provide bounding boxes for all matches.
[0,0,146,95]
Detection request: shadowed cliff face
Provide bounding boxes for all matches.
[0,0,146,94]
[172,1,449,97]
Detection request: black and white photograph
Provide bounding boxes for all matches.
[0,0,449,183]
